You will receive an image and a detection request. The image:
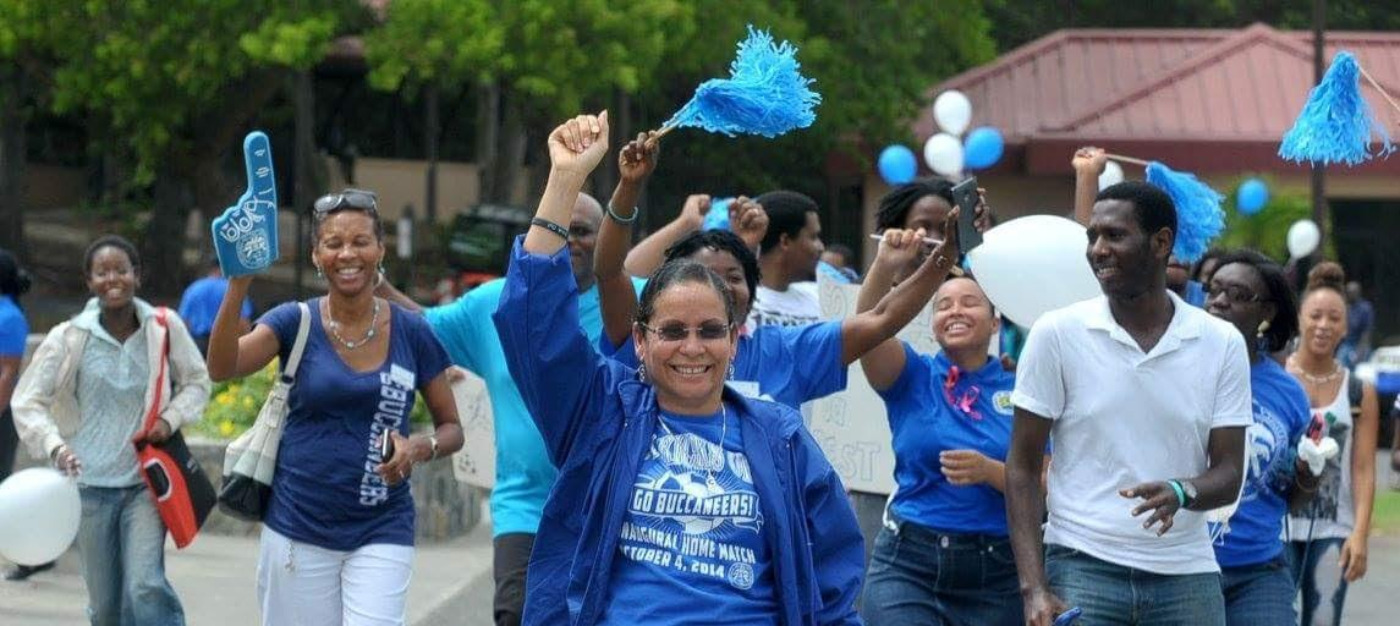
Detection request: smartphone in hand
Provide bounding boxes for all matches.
[951,177,983,254]
[381,432,396,461]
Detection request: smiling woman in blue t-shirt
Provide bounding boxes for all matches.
[206,190,463,626]
[1203,249,1316,626]
[854,225,1023,625]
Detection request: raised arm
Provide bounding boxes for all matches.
[493,112,619,466]
[596,132,658,348]
[838,210,959,366]
[856,228,926,391]
[1072,147,1108,227]
[205,276,280,382]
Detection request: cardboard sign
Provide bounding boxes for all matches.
[448,367,496,489]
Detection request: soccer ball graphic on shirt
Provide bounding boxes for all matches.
[642,470,728,536]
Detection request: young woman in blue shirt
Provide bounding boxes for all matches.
[1203,249,1316,625]
[854,227,1023,624]
[206,190,463,625]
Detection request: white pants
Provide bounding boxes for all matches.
[257,526,415,626]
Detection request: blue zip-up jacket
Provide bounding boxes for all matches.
[493,239,865,626]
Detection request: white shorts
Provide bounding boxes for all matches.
[257,526,415,626]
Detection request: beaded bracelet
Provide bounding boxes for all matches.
[530,217,570,241]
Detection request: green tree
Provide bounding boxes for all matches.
[364,0,686,210]
[7,0,367,292]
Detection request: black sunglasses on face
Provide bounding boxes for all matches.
[314,189,379,216]
[638,321,734,342]
[1206,283,1261,304]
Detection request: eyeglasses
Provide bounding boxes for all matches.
[314,189,379,216]
[1206,283,1261,304]
[638,321,734,343]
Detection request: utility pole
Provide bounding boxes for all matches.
[1310,0,1327,263]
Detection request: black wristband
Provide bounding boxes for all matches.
[530,217,570,241]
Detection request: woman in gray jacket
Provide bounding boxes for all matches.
[13,235,210,626]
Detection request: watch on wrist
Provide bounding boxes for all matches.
[1180,480,1198,509]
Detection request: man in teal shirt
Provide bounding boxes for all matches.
[380,192,642,626]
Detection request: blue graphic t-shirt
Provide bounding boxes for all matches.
[0,295,27,357]
[601,321,847,410]
[601,405,779,625]
[259,299,451,551]
[881,346,1018,535]
[427,276,645,537]
[1213,357,1311,567]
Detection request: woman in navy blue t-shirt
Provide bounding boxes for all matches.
[207,190,463,626]
[1203,249,1315,625]
[856,225,1023,625]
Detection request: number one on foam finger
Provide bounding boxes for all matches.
[212,131,280,277]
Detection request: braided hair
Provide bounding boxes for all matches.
[875,179,955,231]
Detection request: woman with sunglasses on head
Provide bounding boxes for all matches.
[1285,261,1380,626]
[593,134,963,414]
[494,111,913,625]
[1201,249,1315,625]
[12,235,210,625]
[206,189,463,626]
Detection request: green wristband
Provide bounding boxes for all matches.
[1167,479,1188,509]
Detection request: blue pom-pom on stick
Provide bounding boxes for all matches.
[1279,51,1396,166]
[1145,161,1224,264]
[659,25,820,138]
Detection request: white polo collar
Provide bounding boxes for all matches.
[1084,289,1204,361]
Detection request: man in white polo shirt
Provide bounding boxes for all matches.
[1005,181,1251,626]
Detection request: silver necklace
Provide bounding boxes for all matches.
[1290,355,1342,385]
[656,404,727,490]
[327,297,381,350]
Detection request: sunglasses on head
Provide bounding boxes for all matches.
[638,321,734,343]
[314,189,379,216]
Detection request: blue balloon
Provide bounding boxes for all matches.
[1237,178,1269,216]
[964,126,1005,170]
[878,145,917,184]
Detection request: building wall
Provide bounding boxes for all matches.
[324,157,530,223]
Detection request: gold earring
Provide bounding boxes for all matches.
[1256,320,1270,338]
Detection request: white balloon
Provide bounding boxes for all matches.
[1286,219,1321,259]
[933,90,973,136]
[966,215,1103,328]
[0,468,81,566]
[1098,160,1125,190]
[923,133,964,177]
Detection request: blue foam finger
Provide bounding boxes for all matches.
[212,132,279,277]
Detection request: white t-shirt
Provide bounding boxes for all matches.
[1012,292,1253,575]
[1287,368,1356,541]
[746,282,821,329]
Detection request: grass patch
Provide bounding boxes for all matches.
[1374,489,1400,535]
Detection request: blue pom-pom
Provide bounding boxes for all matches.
[663,26,821,138]
[1145,161,1225,263]
[1279,51,1394,166]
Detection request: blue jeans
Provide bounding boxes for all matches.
[861,519,1022,625]
[1288,539,1349,626]
[1221,555,1295,625]
[76,486,185,626]
[1045,544,1224,625]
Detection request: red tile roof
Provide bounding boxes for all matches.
[918,23,1400,174]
